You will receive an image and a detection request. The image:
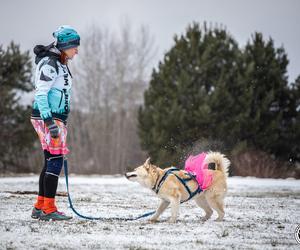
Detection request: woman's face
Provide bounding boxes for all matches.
[63,46,79,60]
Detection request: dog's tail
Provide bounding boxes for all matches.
[204,151,230,177]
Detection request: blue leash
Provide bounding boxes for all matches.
[63,159,155,221]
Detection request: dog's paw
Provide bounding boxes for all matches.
[214,217,224,222]
[168,218,177,223]
[201,216,210,222]
[148,217,158,223]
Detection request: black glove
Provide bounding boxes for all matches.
[45,119,59,138]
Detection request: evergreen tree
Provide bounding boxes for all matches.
[0,42,34,172]
[276,75,300,162]
[241,33,299,161]
[138,23,241,166]
[138,24,299,170]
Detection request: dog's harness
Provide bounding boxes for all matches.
[152,167,202,203]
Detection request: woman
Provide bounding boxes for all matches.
[30,25,80,221]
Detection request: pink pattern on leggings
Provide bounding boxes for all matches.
[31,118,69,155]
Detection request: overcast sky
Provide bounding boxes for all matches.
[1,0,299,81]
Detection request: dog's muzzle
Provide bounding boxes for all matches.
[125,173,137,179]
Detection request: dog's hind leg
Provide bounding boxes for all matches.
[149,200,170,222]
[205,195,225,221]
[195,194,213,221]
[214,197,225,221]
[169,197,180,223]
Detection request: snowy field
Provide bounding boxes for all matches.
[0,175,299,250]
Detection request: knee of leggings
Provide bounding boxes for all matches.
[46,157,63,176]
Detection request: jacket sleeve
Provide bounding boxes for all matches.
[34,61,58,120]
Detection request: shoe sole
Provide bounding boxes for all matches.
[39,216,72,221]
[31,215,40,219]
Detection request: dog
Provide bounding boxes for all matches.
[125,152,230,223]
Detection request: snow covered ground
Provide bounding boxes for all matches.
[0,175,299,249]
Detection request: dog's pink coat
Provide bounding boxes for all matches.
[184,152,213,190]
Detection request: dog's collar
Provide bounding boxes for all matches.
[151,171,161,192]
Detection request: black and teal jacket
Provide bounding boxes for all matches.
[31,44,72,122]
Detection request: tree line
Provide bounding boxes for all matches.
[0,22,299,178]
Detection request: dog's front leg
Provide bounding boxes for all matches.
[149,199,170,222]
[169,197,180,223]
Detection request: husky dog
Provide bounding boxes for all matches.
[125,152,230,223]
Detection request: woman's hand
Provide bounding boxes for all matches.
[45,119,59,138]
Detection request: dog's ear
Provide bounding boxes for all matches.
[145,157,151,166]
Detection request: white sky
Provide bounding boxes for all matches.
[1,0,299,81]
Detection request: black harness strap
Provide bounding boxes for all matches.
[152,167,202,203]
[153,167,177,194]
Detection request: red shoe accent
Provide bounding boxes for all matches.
[34,195,44,210]
[42,197,57,214]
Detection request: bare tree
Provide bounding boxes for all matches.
[67,22,155,174]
